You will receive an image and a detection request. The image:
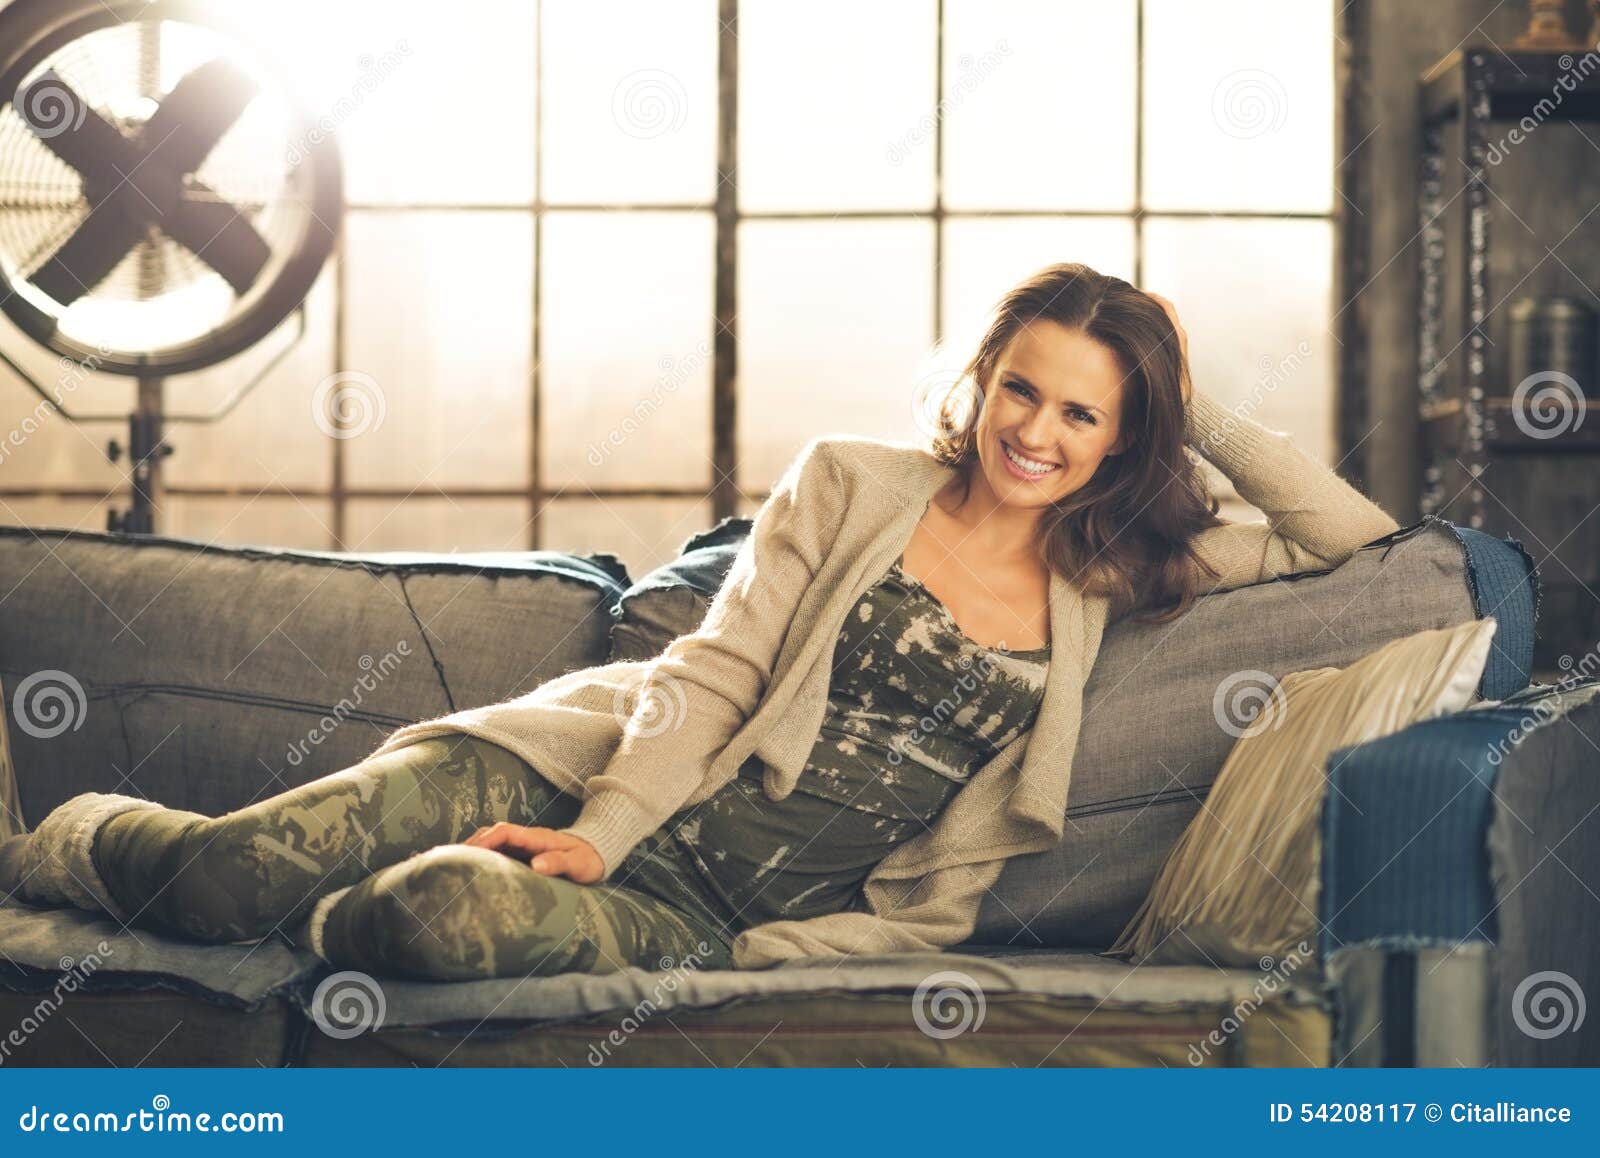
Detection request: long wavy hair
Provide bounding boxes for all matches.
[923,262,1224,624]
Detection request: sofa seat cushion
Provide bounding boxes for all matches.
[0,897,322,1009]
[296,946,1330,1067]
[0,895,324,1066]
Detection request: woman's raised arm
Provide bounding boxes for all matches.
[1146,292,1399,595]
[1183,387,1401,594]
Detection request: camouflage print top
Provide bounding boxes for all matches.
[669,558,1050,932]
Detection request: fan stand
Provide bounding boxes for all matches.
[0,305,308,535]
[105,376,172,534]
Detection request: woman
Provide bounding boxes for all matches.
[1,263,1400,980]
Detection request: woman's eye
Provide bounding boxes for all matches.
[1068,407,1096,426]
[1004,380,1030,399]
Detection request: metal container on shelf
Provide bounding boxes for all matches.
[1508,296,1595,397]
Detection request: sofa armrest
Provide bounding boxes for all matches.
[1319,679,1600,1066]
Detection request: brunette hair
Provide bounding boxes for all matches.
[924,261,1224,623]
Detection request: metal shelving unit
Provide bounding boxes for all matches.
[1417,45,1600,530]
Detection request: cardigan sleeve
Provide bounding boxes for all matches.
[728,855,1005,968]
[558,438,846,878]
[1182,387,1400,594]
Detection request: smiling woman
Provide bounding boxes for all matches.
[919,261,1225,625]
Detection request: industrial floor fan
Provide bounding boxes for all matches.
[0,0,342,532]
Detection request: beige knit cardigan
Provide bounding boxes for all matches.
[364,389,1400,968]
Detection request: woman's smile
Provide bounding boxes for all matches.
[998,437,1063,481]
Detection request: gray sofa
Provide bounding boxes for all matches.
[1,514,1594,1067]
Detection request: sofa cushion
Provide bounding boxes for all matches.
[0,527,629,824]
[1107,617,1497,968]
[0,896,321,1009]
[293,945,1329,1067]
[608,517,751,661]
[605,516,1537,949]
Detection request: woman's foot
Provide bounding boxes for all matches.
[2,792,160,918]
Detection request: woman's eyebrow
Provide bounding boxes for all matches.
[1005,372,1107,416]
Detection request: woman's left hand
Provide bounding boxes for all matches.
[1146,291,1192,406]
[462,823,605,884]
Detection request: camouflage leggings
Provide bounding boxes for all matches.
[89,734,735,980]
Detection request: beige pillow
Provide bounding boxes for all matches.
[1106,617,1499,969]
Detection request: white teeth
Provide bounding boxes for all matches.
[1002,442,1060,475]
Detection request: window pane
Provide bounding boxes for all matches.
[239,0,537,205]
[541,212,713,490]
[1143,0,1334,213]
[164,266,337,490]
[1141,217,1336,474]
[346,498,529,552]
[540,496,712,579]
[0,326,126,489]
[738,0,937,212]
[739,220,934,485]
[943,0,1137,210]
[941,217,1137,343]
[542,0,717,204]
[0,495,116,535]
[342,211,532,489]
[162,496,333,550]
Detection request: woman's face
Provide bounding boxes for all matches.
[972,319,1128,512]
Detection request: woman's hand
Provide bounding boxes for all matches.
[1146,291,1192,406]
[462,823,605,884]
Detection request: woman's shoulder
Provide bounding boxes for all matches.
[788,433,949,499]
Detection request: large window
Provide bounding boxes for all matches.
[0,0,1336,577]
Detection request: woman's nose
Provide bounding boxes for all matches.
[1017,408,1056,449]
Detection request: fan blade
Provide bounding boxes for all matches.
[29,204,144,305]
[161,188,271,294]
[140,59,259,175]
[14,69,143,187]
